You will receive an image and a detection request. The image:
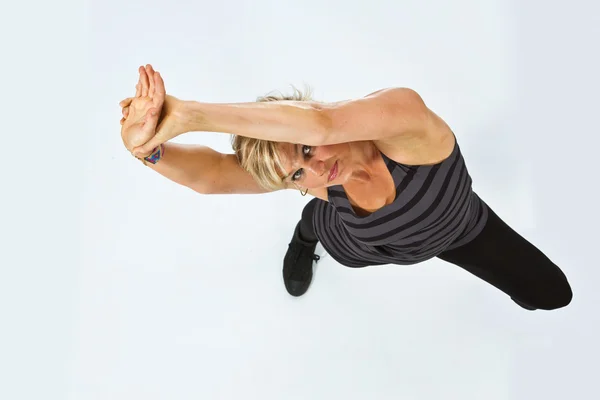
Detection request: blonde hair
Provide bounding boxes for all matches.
[230,84,316,191]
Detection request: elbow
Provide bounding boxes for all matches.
[316,87,430,145]
[396,87,429,115]
[188,180,215,195]
[190,186,212,195]
[314,106,336,146]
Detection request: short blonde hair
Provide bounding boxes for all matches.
[230,84,316,191]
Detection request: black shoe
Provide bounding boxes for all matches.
[511,297,537,310]
[283,222,320,297]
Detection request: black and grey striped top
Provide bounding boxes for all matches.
[312,135,489,268]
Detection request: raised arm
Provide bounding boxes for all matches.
[130,65,433,157]
[140,142,278,195]
[178,87,431,146]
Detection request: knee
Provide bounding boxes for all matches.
[302,198,319,220]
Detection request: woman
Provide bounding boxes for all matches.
[120,64,572,311]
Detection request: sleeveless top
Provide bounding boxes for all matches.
[312,134,489,268]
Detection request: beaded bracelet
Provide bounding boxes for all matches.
[136,144,165,166]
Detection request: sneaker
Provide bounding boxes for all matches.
[283,222,320,296]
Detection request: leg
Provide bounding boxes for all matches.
[298,197,319,243]
[282,198,321,296]
[437,204,572,310]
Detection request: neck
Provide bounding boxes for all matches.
[346,141,381,183]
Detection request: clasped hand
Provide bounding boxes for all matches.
[120,64,186,158]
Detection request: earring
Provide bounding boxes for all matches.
[300,187,308,196]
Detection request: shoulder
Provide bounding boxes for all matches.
[321,87,434,145]
[374,119,456,166]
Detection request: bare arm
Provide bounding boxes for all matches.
[142,142,278,195]
[180,99,328,146]
[208,154,328,199]
[204,152,280,194]
[179,87,432,146]
[127,66,431,156]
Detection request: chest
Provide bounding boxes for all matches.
[343,129,455,217]
[342,161,397,217]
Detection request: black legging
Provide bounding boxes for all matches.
[299,198,319,243]
[299,198,572,310]
[436,204,572,310]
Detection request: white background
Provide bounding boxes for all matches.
[2,0,599,399]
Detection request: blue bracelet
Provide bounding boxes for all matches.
[138,144,164,165]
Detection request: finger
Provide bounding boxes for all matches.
[120,117,125,126]
[140,66,149,97]
[119,97,133,107]
[132,136,162,158]
[122,106,129,118]
[146,65,155,97]
[154,71,166,98]
[141,107,160,134]
[133,112,172,156]
[132,116,162,157]
[136,66,144,96]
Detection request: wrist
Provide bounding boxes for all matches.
[135,144,165,166]
[180,100,208,133]
[136,149,154,158]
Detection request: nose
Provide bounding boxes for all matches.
[306,159,326,177]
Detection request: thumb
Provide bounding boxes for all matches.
[132,135,163,158]
[133,109,172,157]
[142,108,160,130]
[119,97,134,107]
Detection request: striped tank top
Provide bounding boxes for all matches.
[312,134,489,268]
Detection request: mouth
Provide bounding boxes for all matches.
[328,161,338,182]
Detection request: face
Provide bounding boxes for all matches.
[277,142,354,189]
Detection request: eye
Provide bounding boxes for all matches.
[292,169,303,181]
[291,146,312,181]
